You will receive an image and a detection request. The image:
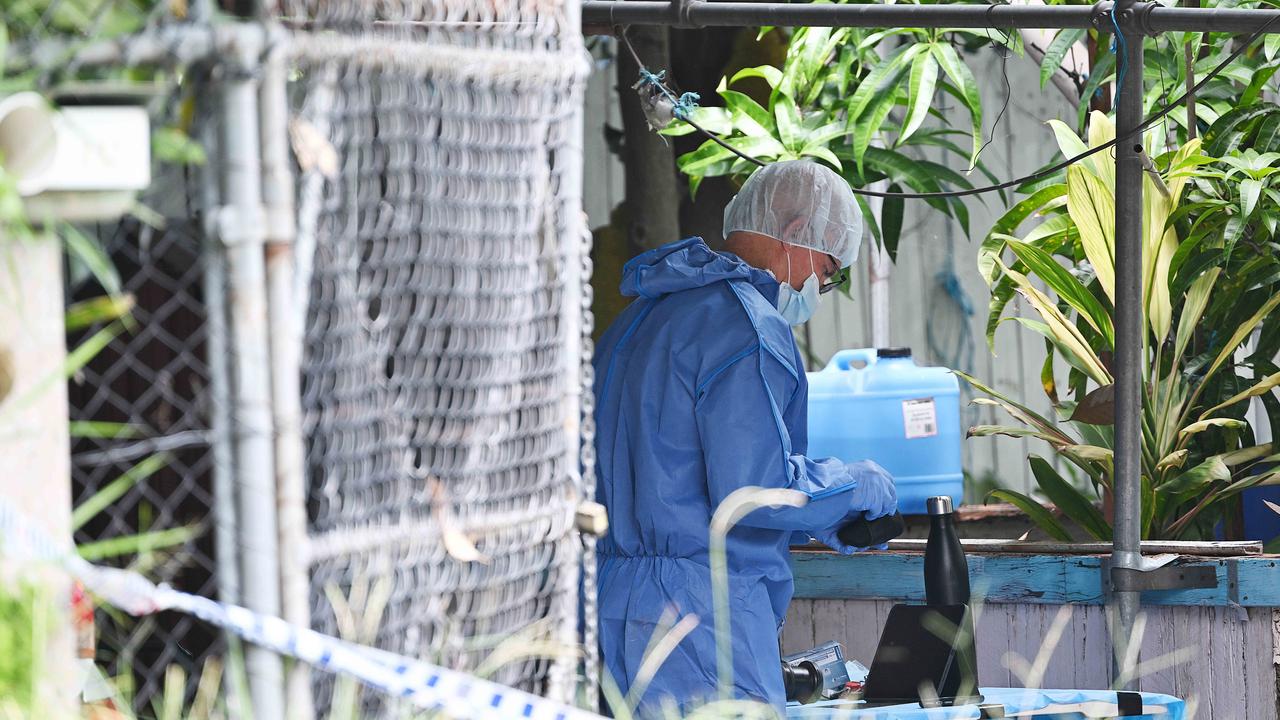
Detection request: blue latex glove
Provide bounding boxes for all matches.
[808,461,898,555]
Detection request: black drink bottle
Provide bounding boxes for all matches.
[924,496,969,606]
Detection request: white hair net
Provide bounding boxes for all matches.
[722,160,864,268]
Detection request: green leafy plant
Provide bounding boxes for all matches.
[664,23,1006,261]
[970,112,1280,541]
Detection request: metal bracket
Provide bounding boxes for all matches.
[1104,555,1220,594]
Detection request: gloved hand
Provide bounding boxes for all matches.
[844,459,897,519]
[808,461,898,555]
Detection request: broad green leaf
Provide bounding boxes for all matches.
[1156,449,1189,473]
[1007,240,1114,346]
[799,145,842,171]
[1201,372,1280,420]
[1242,64,1280,107]
[1074,54,1116,130]
[987,489,1074,542]
[1029,454,1111,541]
[152,127,207,167]
[852,83,902,173]
[1179,418,1247,439]
[846,44,916,126]
[876,184,904,263]
[775,95,803,150]
[1046,119,1090,169]
[1158,456,1229,504]
[1241,178,1264,219]
[956,371,1074,444]
[660,107,733,136]
[1085,111,1117,189]
[730,65,783,90]
[1217,443,1275,468]
[1267,33,1280,61]
[967,425,1065,444]
[1203,104,1280,157]
[1172,268,1221,368]
[1203,292,1280,382]
[1040,29,1085,90]
[901,52,939,144]
[1011,318,1111,388]
[1058,444,1114,468]
[931,43,983,167]
[1066,165,1116,304]
[1001,263,1111,385]
[677,139,738,175]
[719,87,775,138]
[801,122,848,152]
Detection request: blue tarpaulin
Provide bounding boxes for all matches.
[787,687,1184,719]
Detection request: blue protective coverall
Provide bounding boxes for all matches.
[594,237,879,714]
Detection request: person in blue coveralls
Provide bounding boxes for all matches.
[593,160,898,716]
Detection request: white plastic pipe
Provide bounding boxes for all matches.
[218,27,286,720]
[259,34,315,720]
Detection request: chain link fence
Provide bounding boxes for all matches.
[5,0,593,715]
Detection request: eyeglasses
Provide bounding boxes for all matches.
[819,267,849,295]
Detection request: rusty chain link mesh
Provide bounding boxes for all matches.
[286,0,590,714]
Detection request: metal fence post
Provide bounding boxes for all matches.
[1110,3,1146,689]
[259,27,314,720]
[217,24,286,720]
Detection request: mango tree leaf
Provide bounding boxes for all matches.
[846,43,916,125]
[1203,103,1279,157]
[730,65,783,90]
[1029,454,1111,540]
[852,83,903,173]
[1241,178,1264,219]
[774,95,803,150]
[882,184,904,263]
[931,43,983,167]
[901,51,939,144]
[987,489,1074,542]
[720,87,776,138]
[677,139,738,175]
[800,145,842,171]
[1041,29,1085,90]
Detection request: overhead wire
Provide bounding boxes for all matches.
[618,12,1280,200]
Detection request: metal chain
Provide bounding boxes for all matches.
[577,224,600,706]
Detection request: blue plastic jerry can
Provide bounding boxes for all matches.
[806,348,963,515]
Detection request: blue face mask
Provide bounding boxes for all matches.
[776,250,821,326]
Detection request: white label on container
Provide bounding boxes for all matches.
[902,398,938,439]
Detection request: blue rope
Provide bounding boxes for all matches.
[1109,9,1128,100]
[637,68,701,121]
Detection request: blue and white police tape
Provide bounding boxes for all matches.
[0,501,603,720]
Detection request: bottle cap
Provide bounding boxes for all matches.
[876,347,912,358]
[926,496,954,515]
